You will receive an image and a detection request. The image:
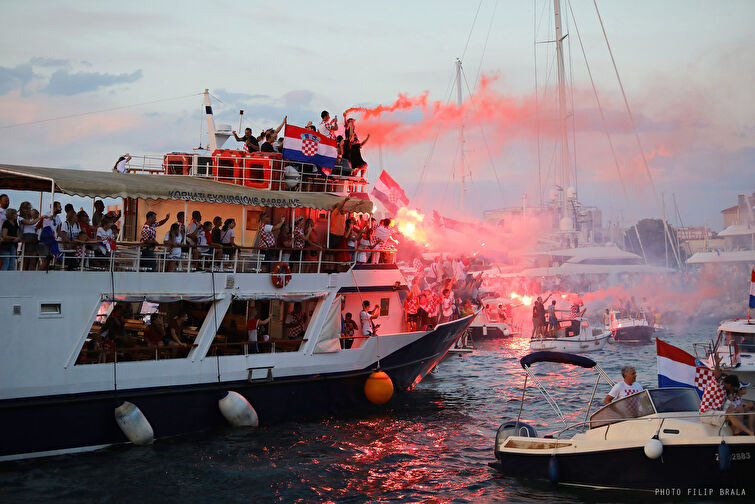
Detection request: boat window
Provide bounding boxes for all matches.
[208,298,317,356]
[75,299,213,365]
[589,390,655,428]
[724,331,755,353]
[196,156,212,176]
[39,303,62,316]
[380,297,390,316]
[648,388,701,413]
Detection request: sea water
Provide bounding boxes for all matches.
[0,322,725,503]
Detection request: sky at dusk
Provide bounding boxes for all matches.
[1,0,753,230]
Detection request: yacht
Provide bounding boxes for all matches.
[490,351,755,491]
[607,308,654,344]
[529,317,611,352]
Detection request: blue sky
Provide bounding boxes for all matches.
[1,0,753,229]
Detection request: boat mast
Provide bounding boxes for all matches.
[456,58,466,213]
[554,0,572,231]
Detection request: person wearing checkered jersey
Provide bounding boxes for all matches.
[604,366,644,405]
[700,357,754,435]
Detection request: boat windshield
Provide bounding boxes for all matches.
[589,390,655,428]
[722,330,755,354]
[648,388,701,413]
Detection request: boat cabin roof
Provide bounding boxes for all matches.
[0,164,373,213]
[718,318,755,334]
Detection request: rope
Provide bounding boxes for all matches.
[0,92,202,129]
[592,0,682,268]
[566,0,647,263]
[460,68,505,198]
[473,0,499,92]
[460,0,484,62]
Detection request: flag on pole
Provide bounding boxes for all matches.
[371,171,409,214]
[656,339,717,399]
[282,124,337,176]
[749,268,755,309]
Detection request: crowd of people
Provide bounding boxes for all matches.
[0,195,123,271]
[230,110,371,180]
[399,254,484,342]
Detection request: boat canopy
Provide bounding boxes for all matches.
[520,351,596,369]
[0,164,373,212]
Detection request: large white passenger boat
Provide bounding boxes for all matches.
[0,103,474,460]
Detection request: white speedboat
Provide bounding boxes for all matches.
[694,317,755,401]
[529,317,611,352]
[469,304,520,340]
[607,309,654,344]
[490,351,755,491]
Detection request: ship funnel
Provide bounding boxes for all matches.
[214,124,232,149]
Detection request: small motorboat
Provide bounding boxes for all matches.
[607,309,654,343]
[490,351,755,491]
[470,303,520,340]
[694,317,755,401]
[529,317,611,353]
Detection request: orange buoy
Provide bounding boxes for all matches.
[364,371,394,405]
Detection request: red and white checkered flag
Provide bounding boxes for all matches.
[697,363,725,412]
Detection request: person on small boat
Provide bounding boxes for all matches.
[547,300,558,333]
[604,366,643,404]
[601,308,610,327]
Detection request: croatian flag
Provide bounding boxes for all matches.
[750,268,755,309]
[282,124,337,176]
[371,170,409,214]
[656,339,715,398]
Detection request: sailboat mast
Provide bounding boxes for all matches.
[456,58,466,213]
[554,0,571,228]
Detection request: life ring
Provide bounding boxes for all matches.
[271,262,291,288]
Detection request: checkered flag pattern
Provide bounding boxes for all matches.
[301,139,317,156]
[699,376,726,412]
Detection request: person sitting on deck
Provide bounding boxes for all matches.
[101,304,126,352]
[219,218,238,259]
[194,221,215,261]
[163,222,183,272]
[700,355,754,435]
[140,211,170,271]
[144,314,166,346]
[167,313,189,348]
[186,210,202,247]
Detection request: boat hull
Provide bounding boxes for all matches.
[529,334,611,353]
[0,316,471,461]
[613,326,654,344]
[492,441,755,491]
[469,322,517,340]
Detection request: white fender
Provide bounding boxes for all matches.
[218,391,259,427]
[114,401,154,446]
[502,326,511,336]
[644,437,663,459]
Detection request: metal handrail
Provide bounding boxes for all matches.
[1,243,396,273]
[123,154,369,195]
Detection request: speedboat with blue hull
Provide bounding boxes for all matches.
[490,351,755,491]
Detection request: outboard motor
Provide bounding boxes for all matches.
[494,420,538,457]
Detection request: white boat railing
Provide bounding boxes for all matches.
[0,244,397,273]
[123,153,368,195]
